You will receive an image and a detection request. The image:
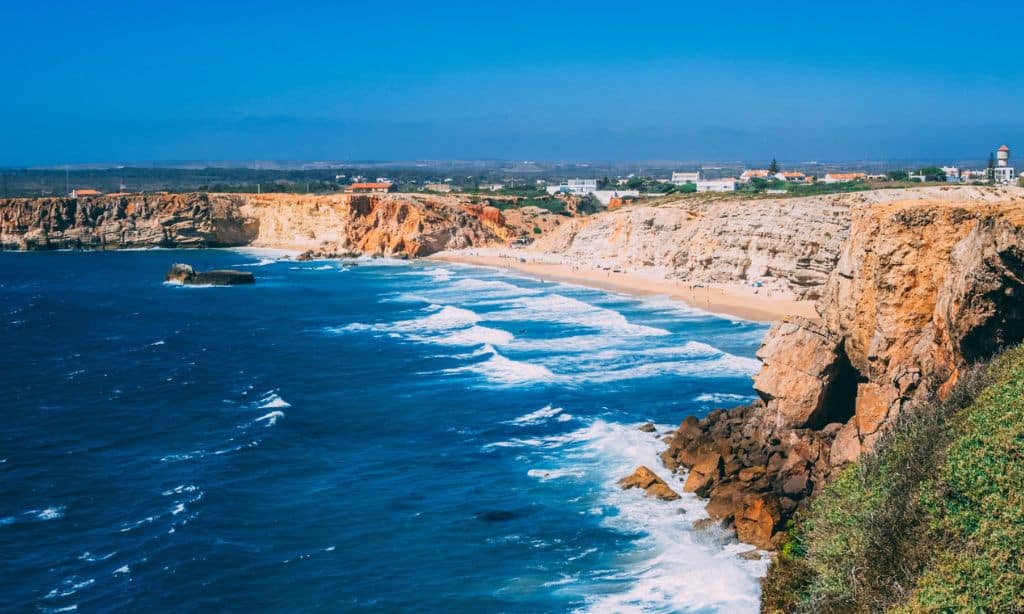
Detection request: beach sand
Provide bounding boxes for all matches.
[429,249,819,323]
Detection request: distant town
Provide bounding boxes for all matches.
[3,146,1019,213]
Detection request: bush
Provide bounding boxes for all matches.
[762,347,1024,612]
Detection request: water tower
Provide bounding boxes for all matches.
[998,145,1010,167]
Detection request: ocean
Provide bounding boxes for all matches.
[0,249,769,613]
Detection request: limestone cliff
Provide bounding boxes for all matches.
[661,186,1024,549]
[531,193,852,299]
[0,192,517,256]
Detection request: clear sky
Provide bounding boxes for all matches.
[2,0,1022,165]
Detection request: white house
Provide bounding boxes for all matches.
[671,171,702,185]
[696,178,737,192]
[740,169,771,183]
[822,173,867,184]
[775,171,807,183]
[546,178,598,195]
[994,145,1015,185]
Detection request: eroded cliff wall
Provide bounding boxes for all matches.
[661,186,1024,549]
[532,193,851,299]
[0,192,516,256]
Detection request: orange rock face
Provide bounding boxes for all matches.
[618,466,681,501]
[0,192,521,257]
[662,187,1024,550]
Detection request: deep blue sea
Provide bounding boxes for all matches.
[1,249,770,613]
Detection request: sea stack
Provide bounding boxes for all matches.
[164,263,255,286]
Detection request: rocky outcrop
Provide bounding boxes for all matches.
[661,186,1024,549]
[164,263,254,286]
[0,192,520,257]
[618,466,681,501]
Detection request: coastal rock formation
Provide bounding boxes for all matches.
[618,465,681,501]
[662,186,1024,549]
[164,263,254,286]
[0,192,521,257]
[531,193,853,299]
[0,193,259,250]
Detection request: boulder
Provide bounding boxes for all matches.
[618,466,680,501]
[734,493,782,549]
[165,263,255,286]
[683,451,722,496]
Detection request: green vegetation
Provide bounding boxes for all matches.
[479,195,568,215]
[575,193,604,215]
[763,344,1024,613]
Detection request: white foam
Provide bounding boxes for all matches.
[443,345,558,386]
[36,506,65,521]
[258,392,291,409]
[694,392,757,405]
[113,565,130,575]
[499,420,766,612]
[505,404,566,426]
[255,410,285,426]
[483,294,670,337]
[337,305,515,348]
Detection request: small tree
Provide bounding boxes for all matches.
[768,158,780,174]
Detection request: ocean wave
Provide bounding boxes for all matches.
[443,345,558,386]
[257,392,291,409]
[335,305,516,348]
[694,392,758,405]
[505,404,567,426]
[503,420,766,613]
[255,410,285,426]
[482,294,670,337]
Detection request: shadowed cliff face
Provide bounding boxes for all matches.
[661,186,1024,549]
[0,193,260,250]
[0,192,516,256]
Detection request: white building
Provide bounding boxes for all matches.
[696,178,737,192]
[775,171,808,183]
[546,178,598,195]
[823,173,867,184]
[994,145,1015,185]
[740,169,771,183]
[671,171,702,185]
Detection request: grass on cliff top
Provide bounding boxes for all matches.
[762,344,1024,613]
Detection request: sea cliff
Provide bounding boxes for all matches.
[0,192,529,256]
[658,186,1024,550]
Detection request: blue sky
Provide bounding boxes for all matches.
[2,0,1022,164]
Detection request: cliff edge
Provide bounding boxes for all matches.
[0,192,522,256]
[661,186,1024,549]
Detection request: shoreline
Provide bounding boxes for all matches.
[429,249,818,323]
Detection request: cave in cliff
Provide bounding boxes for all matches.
[808,341,866,430]
[959,248,1024,363]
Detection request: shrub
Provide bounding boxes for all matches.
[762,348,1022,613]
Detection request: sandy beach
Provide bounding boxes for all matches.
[429,248,818,323]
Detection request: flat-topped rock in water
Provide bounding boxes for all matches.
[165,263,254,286]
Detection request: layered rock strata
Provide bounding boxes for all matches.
[662,187,1024,548]
[0,192,522,257]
